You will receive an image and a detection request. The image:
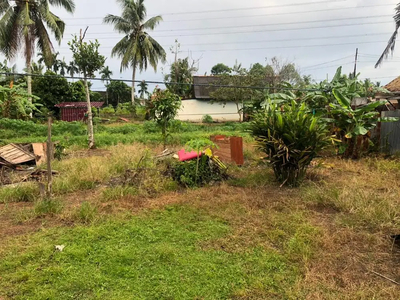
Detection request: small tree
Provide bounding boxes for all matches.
[149,89,181,149]
[210,62,256,122]
[211,63,231,75]
[69,33,105,149]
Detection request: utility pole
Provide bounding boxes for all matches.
[353,48,358,78]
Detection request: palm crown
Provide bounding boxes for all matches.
[104,0,166,104]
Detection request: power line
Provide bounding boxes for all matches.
[181,40,391,53]
[302,61,355,71]
[56,32,393,50]
[101,0,349,19]
[65,14,393,35]
[64,3,396,25]
[301,55,355,69]
[53,40,393,56]
[66,20,393,38]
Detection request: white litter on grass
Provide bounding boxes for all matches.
[55,245,65,252]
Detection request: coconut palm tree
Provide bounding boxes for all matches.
[0,0,75,102]
[375,3,400,67]
[100,66,113,105]
[67,61,79,78]
[137,80,148,99]
[104,0,166,106]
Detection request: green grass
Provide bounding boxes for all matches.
[0,183,40,203]
[1,118,251,148]
[0,205,299,300]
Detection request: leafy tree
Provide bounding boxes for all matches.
[149,88,181,149]
[210,62,256,122]
[0,1,75,103]
[69,34,106,149]
[104,0,166,105]
[211,63,231,75]
[164,57,198,98]
[264,57,304,87]
[376,3,400,67]
[69,81,87,102]
[32,70,70,114]
[107,80,131,106]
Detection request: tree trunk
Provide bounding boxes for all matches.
[84,76,95,149]
[26,59,32,117]
[131,64,136,106]
[236,102,242,122]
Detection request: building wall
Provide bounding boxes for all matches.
[176,99,241,122]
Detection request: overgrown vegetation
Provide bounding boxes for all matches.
[251,100,332,186]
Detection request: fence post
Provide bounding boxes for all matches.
[47,117,53,197]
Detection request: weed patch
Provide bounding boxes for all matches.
[34,198,63,217]
[0,183,40,203]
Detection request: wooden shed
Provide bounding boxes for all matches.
[55,102,104,122]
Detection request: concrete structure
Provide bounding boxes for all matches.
[176,99,241,122]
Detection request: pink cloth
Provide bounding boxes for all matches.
[178,149,202,162]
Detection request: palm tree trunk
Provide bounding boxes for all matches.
[84,76,95,149]
[26,59,32,117]
[131,63,136,106]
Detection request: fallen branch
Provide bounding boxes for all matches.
[370,270,400,285]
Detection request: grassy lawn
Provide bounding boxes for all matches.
[0,120,400,299]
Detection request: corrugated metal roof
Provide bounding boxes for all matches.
[55,102,104,108]
[0,144,35,165]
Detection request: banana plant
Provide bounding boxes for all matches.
[330,89,397,157]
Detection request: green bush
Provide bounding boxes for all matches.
[100,105,115,117]
[250,100,331,187]
[202,114,213,123]
[170,155,226,188]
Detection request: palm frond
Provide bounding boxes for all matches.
[34,19,55,67]
[376,3,400,68]
[48,0,75,13]
[142,16,162,30]
[103,14,131,33]
[375,26,399,68]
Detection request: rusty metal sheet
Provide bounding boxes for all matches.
[0,143,35,165]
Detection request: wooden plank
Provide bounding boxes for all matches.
[32,143,46,166]
[0,143,35,165]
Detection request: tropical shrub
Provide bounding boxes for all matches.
[170,155,226,188]
[250,100,332,186]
